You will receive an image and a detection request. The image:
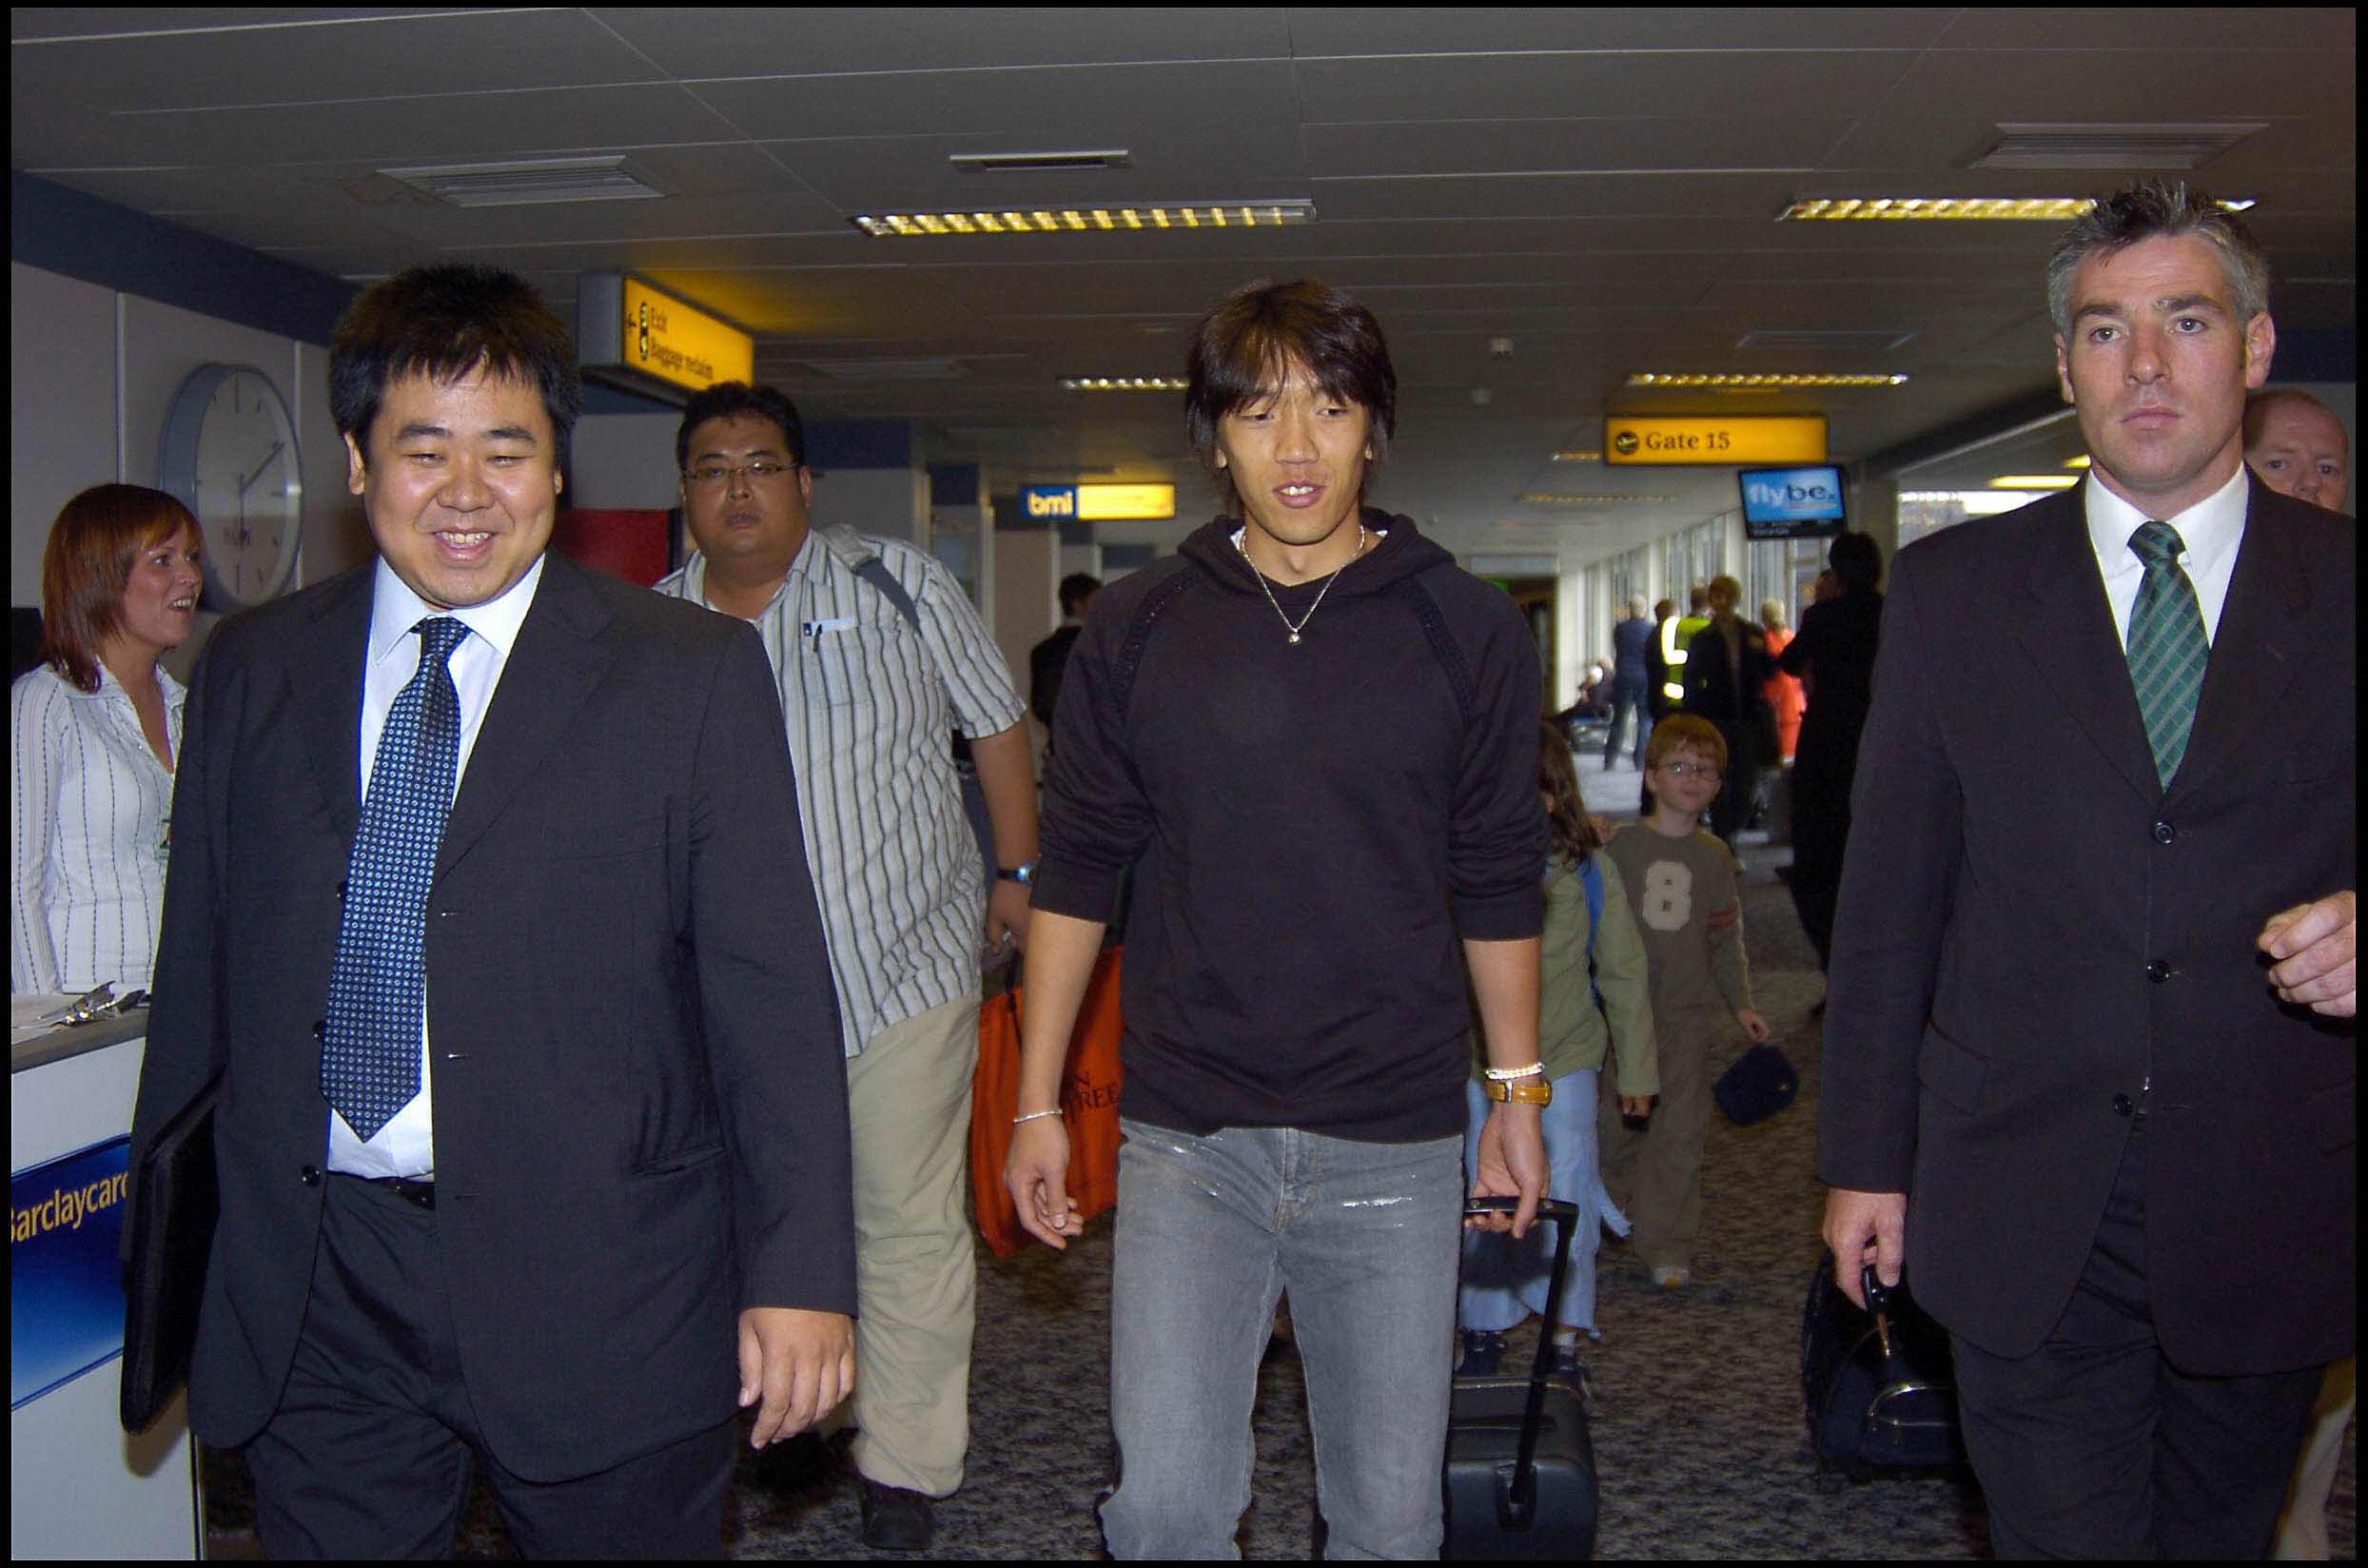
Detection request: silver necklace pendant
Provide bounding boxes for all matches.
[1243,522,1365,646]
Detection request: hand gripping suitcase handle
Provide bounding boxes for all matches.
[1462,1197,1581,1526]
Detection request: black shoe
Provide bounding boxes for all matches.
[1809,998,1827,1020]
[1458,1328,1507,1376]
[859,1479,934,1551]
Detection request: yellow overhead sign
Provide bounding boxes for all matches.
[1077,482,1175,521]
[1603,415,1828,466]
[619,277,753,396]
[577,273,754,402]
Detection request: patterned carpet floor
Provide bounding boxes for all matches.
[201,812,2357,1558]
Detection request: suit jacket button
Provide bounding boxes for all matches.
[2145,959,2173,983]
[2151,821,2175,844]
[2112,1093,2133,1117]
[300,1166,323,1186]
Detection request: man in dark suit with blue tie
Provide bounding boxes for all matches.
[128,265,856,1557]
[1820,182,2355,1558]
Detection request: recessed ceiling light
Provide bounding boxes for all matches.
[1520,493,1676,506]
[852,201,1315,237]
[1550,451,1602,462]
[1780,196,2254,222]
[1988,474,2083,489]
[378,155,667,207]
[949,148,1131,173]
[1627,372,1908,388]
[1060,377,1188,392]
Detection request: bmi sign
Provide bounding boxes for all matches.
[1603,415,1827,466]
[1019,483,1177,522]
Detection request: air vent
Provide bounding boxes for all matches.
[800,359,970,382]
[1970,124,2265,171]
[377,155,667,207]
[950,149,1132,173]
[1737,328,1917,353]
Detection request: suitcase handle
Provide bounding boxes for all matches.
[1462,1197,1581,1526]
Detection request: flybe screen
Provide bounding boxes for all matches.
[1738,464,1846,539]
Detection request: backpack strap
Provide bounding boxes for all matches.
[1108,559,1197,723]
[817,524,923,635]
[1398,566,1478,729]
[1579,855,1606,1009]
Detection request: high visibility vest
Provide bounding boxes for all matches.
[1661,614,1709,704]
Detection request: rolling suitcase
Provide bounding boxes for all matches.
[1443,1197,1599,1560]
[1801,1251,1966,1479]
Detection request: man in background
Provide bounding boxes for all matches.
[2244,388,2349,514]
[1604,596,1654,771]
[656,382,1035,1552]
[1030,571,1102,755]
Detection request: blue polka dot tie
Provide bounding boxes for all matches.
[322,617,468,1140]
[2125,521,2210,789]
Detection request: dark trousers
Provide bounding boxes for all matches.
[1603,678,1651,768]
[1949,1125,2322,1559]
[242,1174,736,1559]
[1706,721,1760,850]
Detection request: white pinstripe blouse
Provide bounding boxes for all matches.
[10,661,186,994]
[656,528,1027,1055]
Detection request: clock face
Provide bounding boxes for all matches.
[160,364,304,611]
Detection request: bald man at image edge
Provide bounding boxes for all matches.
[1818,182,2355,1559]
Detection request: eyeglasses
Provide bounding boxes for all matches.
[1659,760,1723,779]
[682,460,795,488]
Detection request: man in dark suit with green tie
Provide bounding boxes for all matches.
[1819,182,2355,1558]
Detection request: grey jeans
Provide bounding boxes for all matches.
[1100,1118,1466,1559]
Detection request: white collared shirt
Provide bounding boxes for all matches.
[10,660,186,993]
[2083,463,2250,649]
[326,554,545,1179]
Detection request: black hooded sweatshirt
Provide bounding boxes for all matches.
[1033,509,1546,1142]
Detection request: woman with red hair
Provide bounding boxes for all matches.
[11,483,205,993]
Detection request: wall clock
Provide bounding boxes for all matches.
[157,363,304,611]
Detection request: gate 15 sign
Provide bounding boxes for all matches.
[1603,415,1828,466]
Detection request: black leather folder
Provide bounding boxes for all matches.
[119,1071,221,1433]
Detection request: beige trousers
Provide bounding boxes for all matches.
[839,992,980,1498]
[1598,1008,1712,1273]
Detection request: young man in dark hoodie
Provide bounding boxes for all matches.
[1004,278,1549,1558]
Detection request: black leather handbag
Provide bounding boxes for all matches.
[1800,1254,1967,1478]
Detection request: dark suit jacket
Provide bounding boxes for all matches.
[1818,482,2355,1374]
[1678,616,1774,735]
[127,554,855,1481]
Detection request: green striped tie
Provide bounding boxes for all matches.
[2125,521,2209,787]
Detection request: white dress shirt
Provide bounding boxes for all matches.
[10,660,186,993]
[2083,462,2251,648]
[327,555,544,1179]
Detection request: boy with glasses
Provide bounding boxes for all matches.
[1599,715,1771,1288]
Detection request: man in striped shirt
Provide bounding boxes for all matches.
[656,382,1036,1552]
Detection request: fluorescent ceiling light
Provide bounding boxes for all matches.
[1988,474,2083,489]
[1521,493,1676,506]
[1550,450,1602,462]
[1628,372,1908,388]
[853,201,1314,237]
[2064,455,2091,468]
[1061,377,1188,391]
[1900,490,2040,517]
[1780,196,2254,222]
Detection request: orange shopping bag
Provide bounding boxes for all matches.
[970,948,1125,1257]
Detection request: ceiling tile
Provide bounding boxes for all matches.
[590,7,1293,75]
[1304,116,1857,178]
[689,59,1298,141]
[1293,49,1917,124]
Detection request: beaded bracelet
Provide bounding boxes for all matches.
[1011,1108,1066,1127]
[1483,1062,1546,1082]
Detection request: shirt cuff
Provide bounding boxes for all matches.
[1451,884,1545,942]
[1029,858,1124,926]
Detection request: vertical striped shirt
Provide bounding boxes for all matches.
[10,661,186,994]
[655,526,1027,1054]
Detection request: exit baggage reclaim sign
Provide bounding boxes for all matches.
[1604,415,1827,466]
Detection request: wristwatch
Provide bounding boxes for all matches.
[1483,1076,1553,1107]
[996,859,1038,885]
